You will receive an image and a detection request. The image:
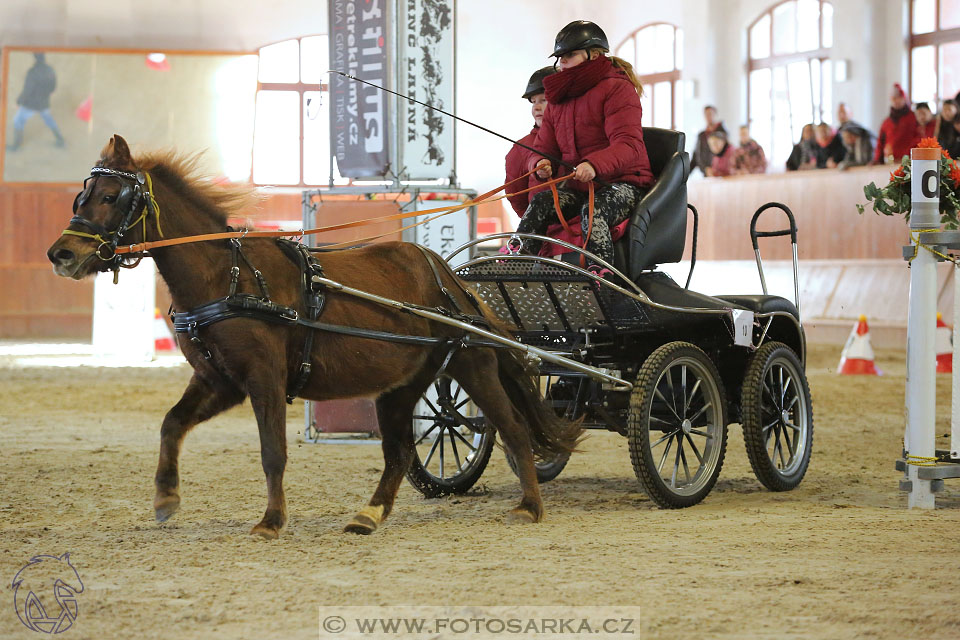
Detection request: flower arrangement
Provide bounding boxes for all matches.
[857,138,960,229]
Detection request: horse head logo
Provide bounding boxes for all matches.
[12,553,84,634]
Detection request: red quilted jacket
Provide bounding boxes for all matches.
[874,106,921,163]
[504,127,545,216]
[529,55,654,192]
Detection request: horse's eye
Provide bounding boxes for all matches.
[102,194,117,203]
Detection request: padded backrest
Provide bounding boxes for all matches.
[623,128,690,279]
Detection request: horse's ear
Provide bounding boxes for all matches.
[100,134,133,165]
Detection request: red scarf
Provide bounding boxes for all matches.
[543,56,615,103]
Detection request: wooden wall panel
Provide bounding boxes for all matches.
[686,165,908,261]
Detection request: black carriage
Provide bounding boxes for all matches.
[406,128,814,508]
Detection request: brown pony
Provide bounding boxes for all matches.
[46,135,581,539]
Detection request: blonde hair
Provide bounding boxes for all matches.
[587,48,644,98]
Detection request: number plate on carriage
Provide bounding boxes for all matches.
[732,309,755,347]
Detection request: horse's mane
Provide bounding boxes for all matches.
[133,150,258,224]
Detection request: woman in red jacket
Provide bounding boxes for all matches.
[504,66,555,216]
[516,20,654,266]
[873,84,920,164]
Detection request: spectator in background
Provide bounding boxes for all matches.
[691,105,726,176]
[733,125,766,174]
[942,112,960,161]
[915,102,936,138]
[837,102,869,134]
[6,52,64,151]
[786,123,817,171]
[705,130,736,177]
[837,126,873,169]
[936,99,957,153]
[813,123,845,168]
[873,83,920,164]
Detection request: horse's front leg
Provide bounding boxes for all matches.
[248,377,290,540]
[155,373,245,522]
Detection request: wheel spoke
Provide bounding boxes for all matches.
[454,398,470,411]
[761,418,780,433]
[776,433,787,468]
[684,378,702,417]
[778,367,786,406]
[785,421,802,432]
[665,368,679,418]
[687,401,713,424]
[439,428,446,477]
[785,394,800,411]
[452,384,462,403]
[422,396,441,416]
[422,430,442,468]
[657,434,675,473]
[449,426,478,452]
[651,429,681,448]
[680,365,688,415]
[780,422,794,456]
[649,414,676,427]
[679,442,692,484]
[687,427,713,439]
[654,388,683,422]
[448,429,463,471]
[414,423,440,445]
[671,441,681,488]
[683,433,704,464]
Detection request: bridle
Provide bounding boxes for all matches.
[62,166,162,277]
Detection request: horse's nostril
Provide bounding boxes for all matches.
[51,248,75,264]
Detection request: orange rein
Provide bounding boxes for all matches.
[112,170,572,255]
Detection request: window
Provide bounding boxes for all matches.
[910,0,960,107]
[747,0,833,170]
[615,23,683,131]
[253,36,337,186]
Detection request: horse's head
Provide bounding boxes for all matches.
[47,134,152,279]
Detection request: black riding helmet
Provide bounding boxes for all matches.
[522,66,556,100]
[551,20,609,58]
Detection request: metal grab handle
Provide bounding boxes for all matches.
[749,202,800,318]
[750,202,798,250]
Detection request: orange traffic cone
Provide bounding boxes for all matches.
[936,312,953,373]
[154,308,177,352]
[838,315,880,375]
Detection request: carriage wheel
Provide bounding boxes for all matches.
[504,375,575,483]
[741,342,813,491]
[405,375,495,498]
[628,342,728,508]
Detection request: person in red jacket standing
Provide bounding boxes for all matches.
[873,83,921,164]
[504,66,555,216]
[517,20,654,267]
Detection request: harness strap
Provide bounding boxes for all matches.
[581,181,596,268]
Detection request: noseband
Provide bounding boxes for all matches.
[62,166,162,275]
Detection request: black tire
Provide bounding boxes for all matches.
[504,375,577,483]
[505,449,570,483]
[628,342,728,508]
[406,375,495,498]
[741,342,813,491]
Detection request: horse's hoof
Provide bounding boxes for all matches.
[154,496,180,522]
[505,508,539,525]
[250,523,281,540]
[343,514,378,535]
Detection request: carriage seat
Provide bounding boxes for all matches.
[713,295,800,320]
[614,127,690,281]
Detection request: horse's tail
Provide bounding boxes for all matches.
[492,345,584,459]
[426,250,583,458]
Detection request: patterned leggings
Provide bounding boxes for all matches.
[515,183,645,264]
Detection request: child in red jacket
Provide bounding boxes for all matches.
[516,20,654,267]
[504,66,555,216]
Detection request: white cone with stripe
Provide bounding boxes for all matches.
[838,315,880,375]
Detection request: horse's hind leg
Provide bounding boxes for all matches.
[155,373,245,522]
[447,351,543,524]
[344,371,432,535]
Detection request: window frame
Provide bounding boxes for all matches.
[254,35,330,188]
[909,0,960,105]
[746,0,833,168]
[614,22,683,130]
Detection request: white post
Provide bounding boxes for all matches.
[953,268,960,459]
[905,147,941,508]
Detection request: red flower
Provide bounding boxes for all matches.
[951,161,960,188]
[944,148,952,160]
[918,137,941,149]
[890,165,906,182]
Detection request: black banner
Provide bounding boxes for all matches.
[328,0,390,177]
